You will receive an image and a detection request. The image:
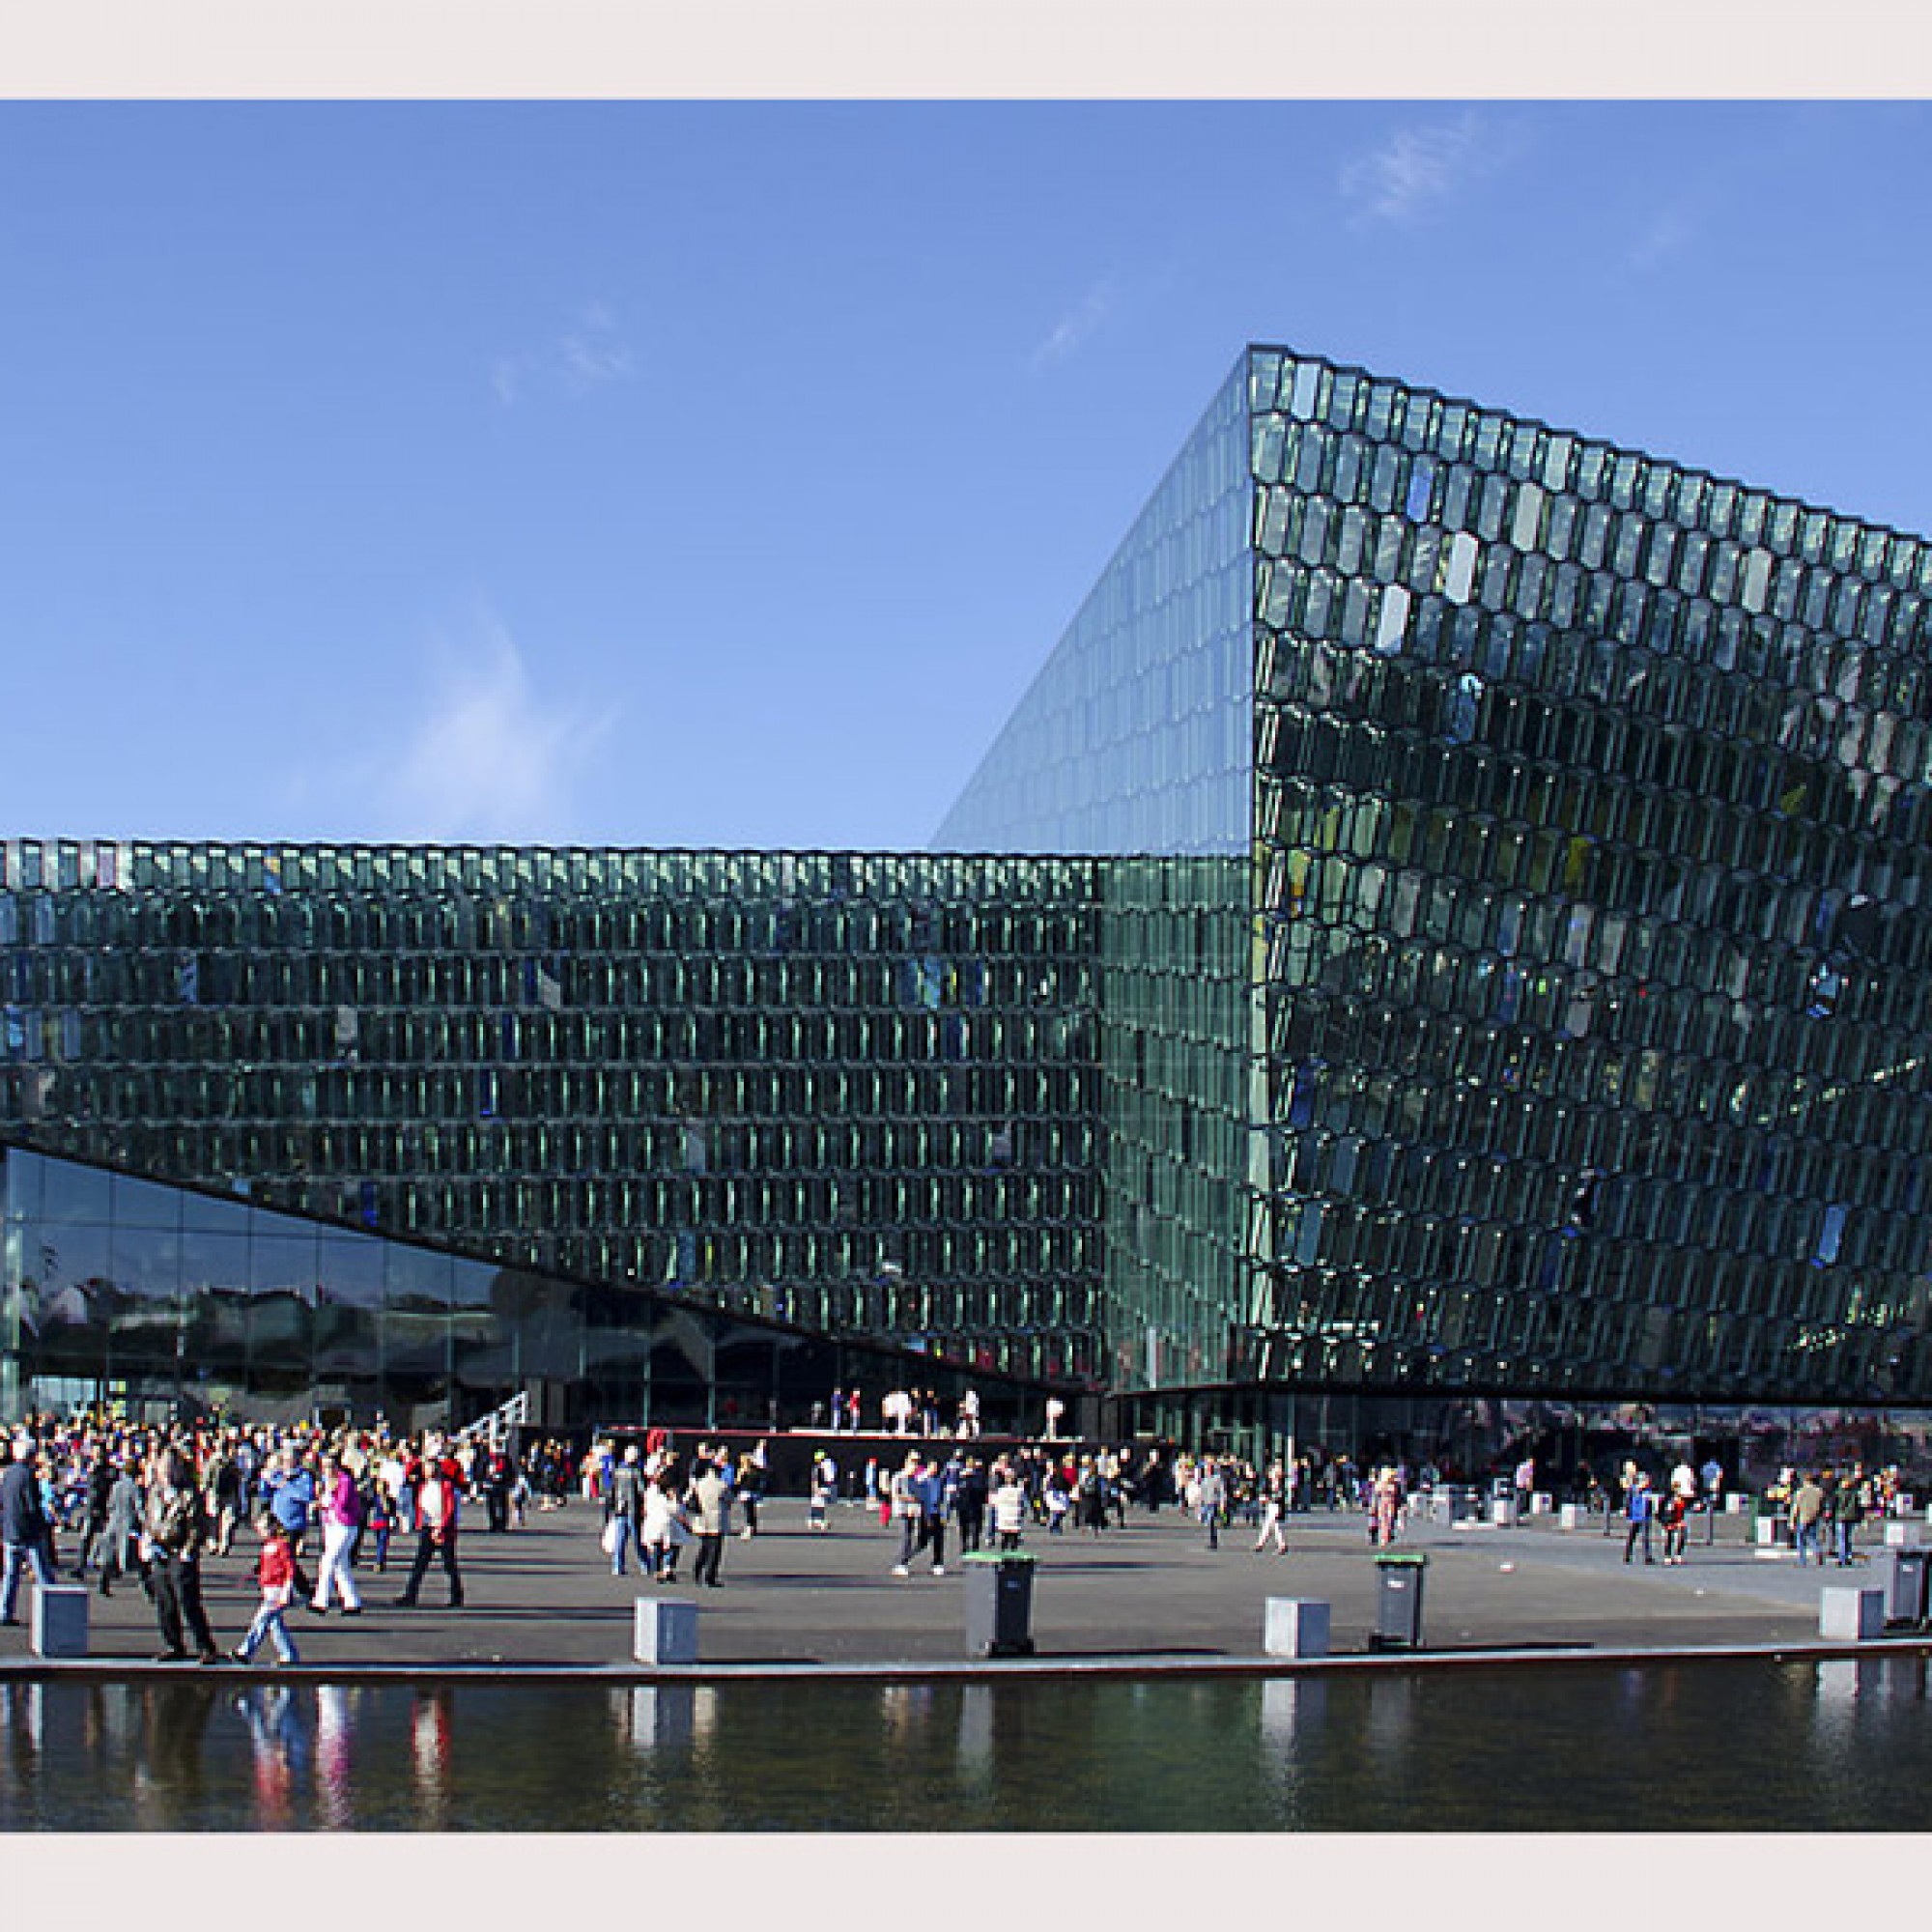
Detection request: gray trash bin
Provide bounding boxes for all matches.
[963,1551,1036,1658]
[1877,1546,1930,1627]
[1371,1550,1428,1651]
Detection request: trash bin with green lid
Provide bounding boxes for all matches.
[1370,1550,1428,1651]
[963,1550,1037,1658]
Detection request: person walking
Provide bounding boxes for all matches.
[75,1449,114,1580]
[232,1517,301,1666]
[1789,1471,1826,1566]
[954,1457,988,1554]
[361,1458,394,1573]
[990,1463,1027,1550]
[206,1435,244,1556]
[0,1435,58,1626]
[260,1443,317,1557]
[912,1456,949,1576]
[482,1444,514,1535]
[735,1450,764,1540]
[1659,1485,1689,1565]
[308,1450,364,1615]
[1253,1460,1290,1555]
[640,1469,687,1582]
[145,1444,222,1663]
[808,1452,838,1533]
[1196,1456,1227,1551]
[688,1455,731,1589]
[1623,1470,1657,1565]
[96,1452,145,1599]
[1829,1468,1865,1567]
[1371,1465,1405,1548]
[398,1436,465,1608]
[606,1445,646,1577]
[890,1451,924,1576]
[1700,1455,1725,1546]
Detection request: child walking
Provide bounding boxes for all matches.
[233,1518,302,1665]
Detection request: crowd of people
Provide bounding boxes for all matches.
[592,1435,741,1588]
[0,1412,592,1662]
[6,1405,1927,1662]
[1763,1463,1898,1567]
[818,1386,985,1438]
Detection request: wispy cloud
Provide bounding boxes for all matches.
[1629,202,1702,275]
[492,301,636,407]
[1029,278,1117,373]
[1339,112,1520,226]
[383,610,618,842]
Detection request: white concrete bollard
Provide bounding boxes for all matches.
[1559,1502,1585,1531]
[1819,1586,1886,1641]
[1531,1492,1553,1516]
[1264,1598,1330,1660]
[634,1597,699,1665]
[1490,1499,1517,1528]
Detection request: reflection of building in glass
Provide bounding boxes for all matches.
[947,345,1932,1415]
[8,342,1932,1427]
[1,1142,1050,1429]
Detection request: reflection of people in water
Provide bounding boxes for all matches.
[412,1688,454,1831]
[132,1682,220,1830]
[235,1683,310,1829]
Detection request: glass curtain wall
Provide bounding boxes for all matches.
[0,1142,1054,1430]
[934,355,1253,858]
[0,847,1106,1387]
[1246,344,1932,1405]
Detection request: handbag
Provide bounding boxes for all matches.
[600,1518,622,1556]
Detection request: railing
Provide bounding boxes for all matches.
[458,1389,530,1450]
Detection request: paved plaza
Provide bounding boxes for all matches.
[4,1486,1926,1678]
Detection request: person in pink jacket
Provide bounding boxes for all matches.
[308,1450,364,1615]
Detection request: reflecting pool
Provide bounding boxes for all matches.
[2,1655,1927,1831]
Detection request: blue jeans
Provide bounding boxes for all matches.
[0,1538,57,1622]
[1795,1520,1822,1565]
[240,1599,299,1663]
[608,1515,638,1576]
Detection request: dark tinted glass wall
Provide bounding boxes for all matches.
[0,1143,1042,1429]
[1247,346,1932,1403]
[0,845,1104,1387]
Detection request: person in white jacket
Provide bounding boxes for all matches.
[990,1465,1028,1552]
[640,1470,689,1583]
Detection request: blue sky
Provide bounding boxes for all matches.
[5,100,1932,853]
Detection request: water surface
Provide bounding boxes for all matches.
[2,1657,1924,1831]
